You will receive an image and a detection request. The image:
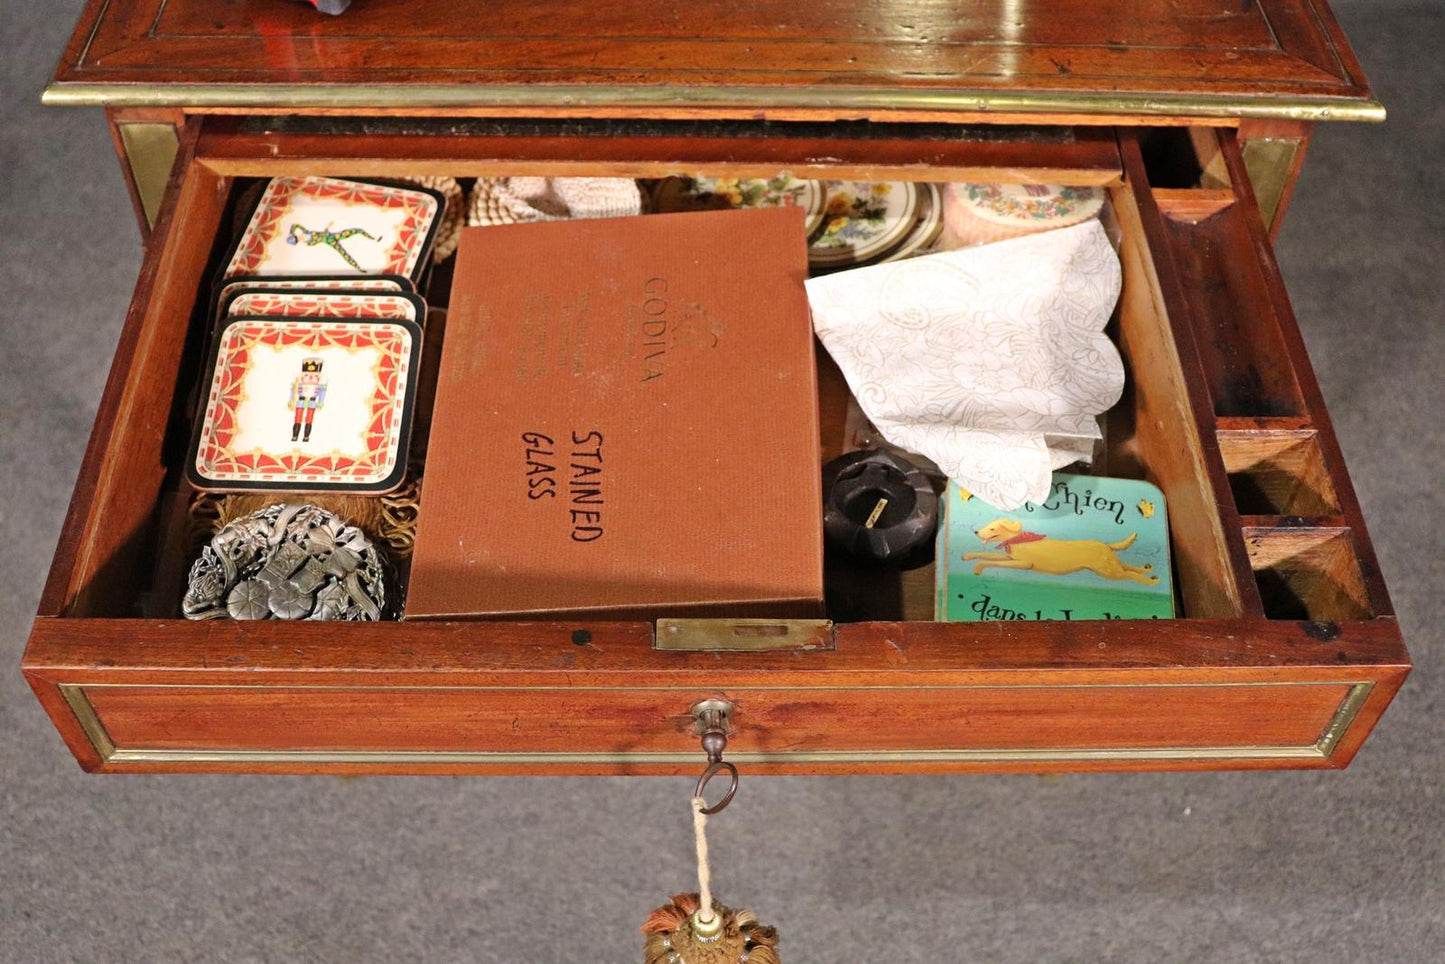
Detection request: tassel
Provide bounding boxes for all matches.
[642,894,780,964]
[641,797,780,963]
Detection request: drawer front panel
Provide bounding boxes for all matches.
[64,679,1370,772]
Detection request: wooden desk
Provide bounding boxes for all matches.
[25,0,1407,775]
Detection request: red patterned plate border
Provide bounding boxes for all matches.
[216,274,414,305]
[222,176,443,281]
[188,316,423,493]
[221,289,425,323]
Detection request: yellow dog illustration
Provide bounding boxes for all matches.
[964,518,1160,584]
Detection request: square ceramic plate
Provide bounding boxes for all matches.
[221,177,444,282]
[216,273,414,305]
[187,315,423,493]
[219,288,425,324]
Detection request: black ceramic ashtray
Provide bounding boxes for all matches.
[822,450,940,565]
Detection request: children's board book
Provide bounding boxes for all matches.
[935,473,1174,621]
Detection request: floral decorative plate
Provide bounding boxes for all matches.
[650,175,825,235]
[808,181,920,271]
[955,183,1104,228]
[874,182,943,266]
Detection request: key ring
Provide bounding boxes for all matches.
[694,760,739,815]
[690,700,738,814]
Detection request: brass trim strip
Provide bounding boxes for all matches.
[58,681,1375,768]
[1316,681,1374,755]
[105,745,1325,766]
[59,684,117,761]
[41,83,1387,123]
[61,680,1362,692]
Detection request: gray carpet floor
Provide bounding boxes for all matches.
[2,2,1441,961]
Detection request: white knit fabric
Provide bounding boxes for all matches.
[466,177,643,227]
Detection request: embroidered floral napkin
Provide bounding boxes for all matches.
[807,219,1123,509]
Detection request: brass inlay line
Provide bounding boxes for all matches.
[57,681,1375,768]
[62,680,1364,692]
[41,83,1388,124]
[1316,681,1374,755]
[59,684,117,761]
[105,745,1325,766]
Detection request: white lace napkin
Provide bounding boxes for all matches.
[807,219,1123,509]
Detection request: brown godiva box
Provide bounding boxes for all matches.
[405,207,823,620]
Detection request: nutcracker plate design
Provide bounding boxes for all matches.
[188,316,422,493]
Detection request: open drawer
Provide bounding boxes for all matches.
[23,118,1408,774]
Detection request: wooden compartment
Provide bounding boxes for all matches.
[1245,526,1372,622]
[1219,420,1340,517]
[22,120,1408,775]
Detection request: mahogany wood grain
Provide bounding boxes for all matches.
[23,615,1413,688]
[59,164,226,620]
[35,118,209,620]
[1218,424,1340,516]
[25,614,1408,773]
[1213,132,1396,619]
[85,682,1352,753]
[188,106,1250,129]
[193,117,1123,184]
[23,616,1408,683]
[1110,154,1260,618]
[23,667,108,772]
[1244,527,1372,622]
[1238,515,1346,530]
[51,1,1376,118]
[1149,196,1309,417]
[1152,188,1238,223]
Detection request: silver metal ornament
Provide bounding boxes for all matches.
[184,503,390,620]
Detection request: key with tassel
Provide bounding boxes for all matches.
[641,702,781,964]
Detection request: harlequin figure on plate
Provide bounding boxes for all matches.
[290,356,327,443]
[286,222,379,271]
